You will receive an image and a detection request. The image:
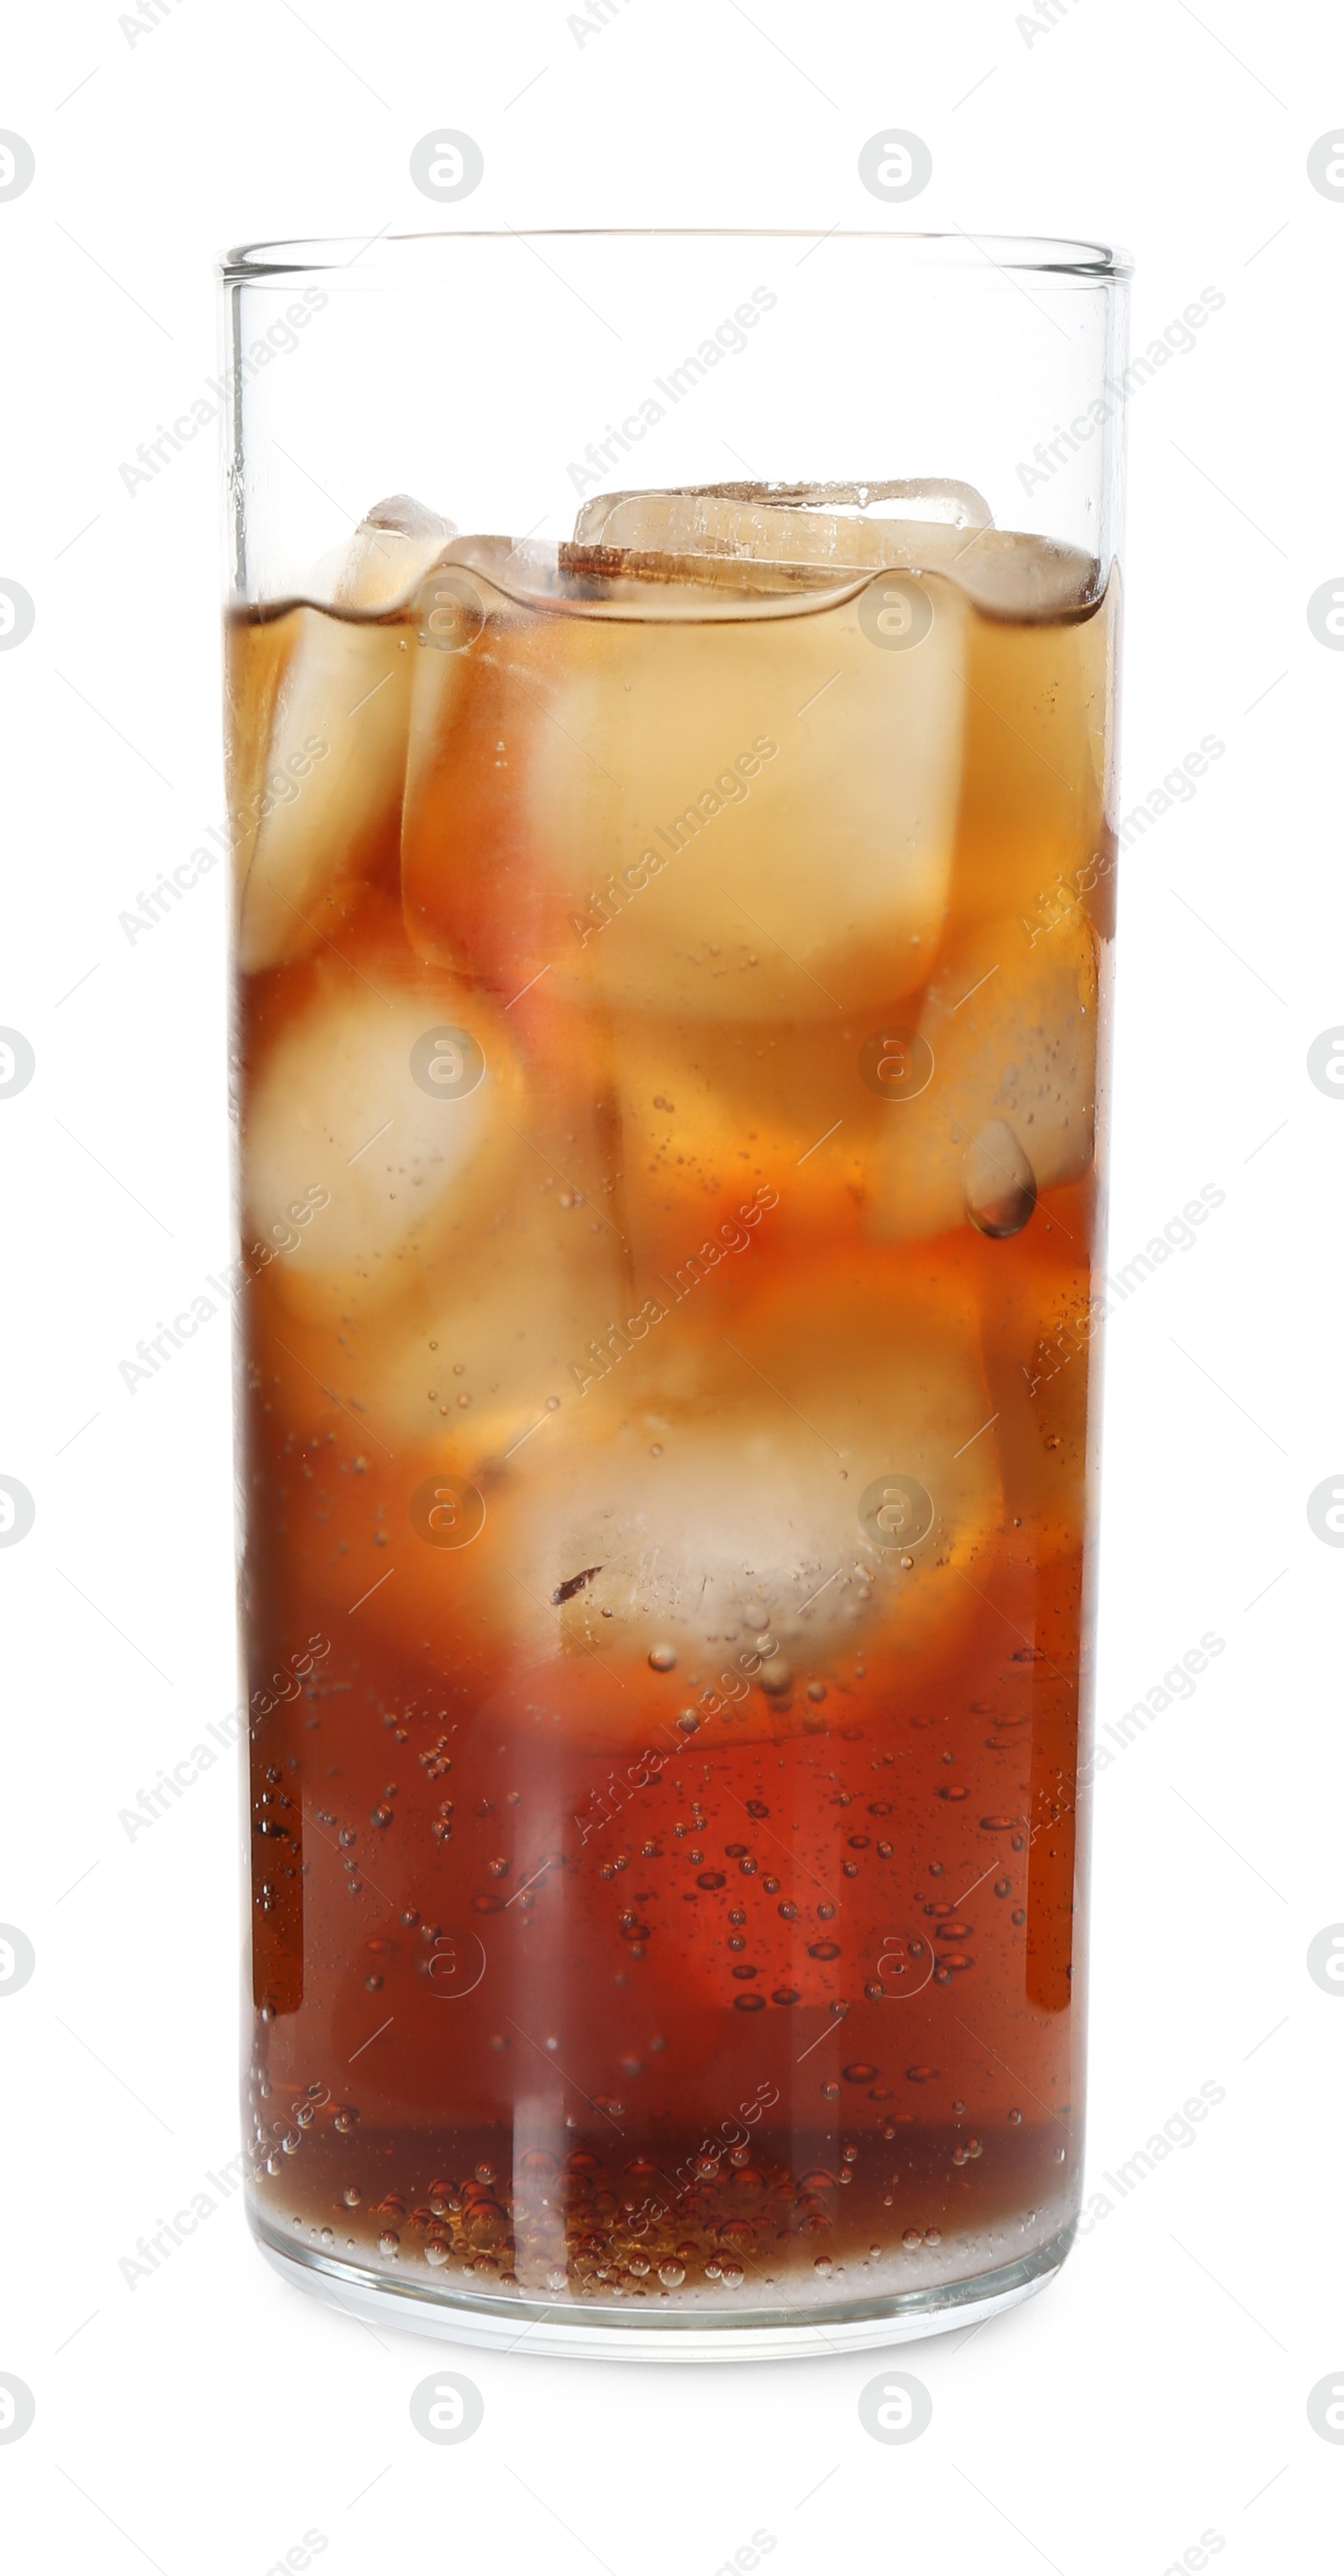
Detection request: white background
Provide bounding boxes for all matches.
[2,3,1341,2571]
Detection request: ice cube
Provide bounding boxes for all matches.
[568,490,1098,631]
[243,961,525,1325]
[336,494,455,611]
[339,1140,633,1457]
[401,548,965,1021]
[459,1261,1004,1750]
[276,1260,1003,1757]
[948,575,1116,934]
[573,478,995,559]
[867,912,1100,1242]
[234,498,454,974]
[566,480,1100,617]
[601,1005,882,1283]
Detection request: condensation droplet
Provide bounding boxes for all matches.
[963,1118,1037,1238]
[648,1644,677,1672]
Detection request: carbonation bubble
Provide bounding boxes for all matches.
[963,1120,1037,1238]
[658,2260,685,2287]
[648,1644,677,1671]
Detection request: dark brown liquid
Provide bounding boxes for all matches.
[229,526,1114,2316]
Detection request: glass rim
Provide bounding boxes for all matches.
[221,228,1132,283]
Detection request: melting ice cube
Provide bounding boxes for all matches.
[401,500,968,1020]
[243,965,522,1324]
[869,913,1100,1243]
[234,497,454,973]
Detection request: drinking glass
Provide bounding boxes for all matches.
[222,228,1129,2358]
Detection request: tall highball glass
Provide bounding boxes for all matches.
[222,230,1130,2358]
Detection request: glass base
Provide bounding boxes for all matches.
[253,2211,1074,2362]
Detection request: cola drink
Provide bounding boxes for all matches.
[228,481,1115,2337]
